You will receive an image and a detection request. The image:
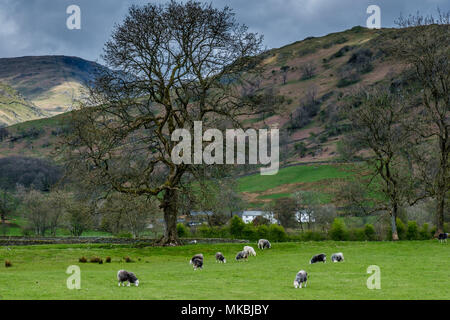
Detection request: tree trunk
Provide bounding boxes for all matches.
[158,188,181,246]
[391,211,399,241]
[434,192,445,237]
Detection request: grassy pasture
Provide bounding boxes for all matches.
[0,241,448,300]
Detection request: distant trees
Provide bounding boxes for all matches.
[99,193,156,238]
[274,197,297,229]
[0,127,8,141]
[0,157,62,192]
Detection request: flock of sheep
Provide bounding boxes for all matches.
[116,238,345,289]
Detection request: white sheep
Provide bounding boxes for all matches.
[243,246,256,256]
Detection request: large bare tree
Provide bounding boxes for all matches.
[63,1,266,245]
[395,11,450,235]
[341,87,419,240]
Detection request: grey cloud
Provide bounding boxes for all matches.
[0,0,448,62]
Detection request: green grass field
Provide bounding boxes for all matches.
[0,241,448,300]
[238,164,351,193]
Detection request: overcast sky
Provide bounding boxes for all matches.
[0,0,448,63]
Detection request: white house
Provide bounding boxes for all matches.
[240,211,278,224]
[295,210,315,223]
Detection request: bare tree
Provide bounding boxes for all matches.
[99,193,158,238]
[395,11,450,236]
[63,1,265,245]
[280,65,290,85]
[300,62,316,80]
[341,87,420,240]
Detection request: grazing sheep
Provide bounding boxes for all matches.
[310,253,326,264]
[331,252,344,262]
[117,270,139,287]
[215,252,226,263]
[258,239,271,250]
[235,250,249,261]
[190,253,204,270]
[438,233,448,243]
[293,270,308,289]
[243,246,256,256]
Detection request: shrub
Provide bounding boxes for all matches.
[364,224,376,241]
[406,221,420,240]
[347,48,373,73]
[116,232,133,239]
[418,223,430,240]
[396,218,406,240]
[268,224,288,242]
[330,218,349,241]
[242,224,257,241]
[90,256,102,263]
[105,256,111,263]
[78,256,87,263]
[177,223,190,238]
[300,231,327,241]
[256,224,270,239]
[5,260,12,268]
[349,228,367,241]
[229,216,246,238]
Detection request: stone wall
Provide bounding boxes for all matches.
[0,236,249,246]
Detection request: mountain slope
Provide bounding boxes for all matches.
[0,56,102,118]
[0,26,408,160]
[0,82,46,127]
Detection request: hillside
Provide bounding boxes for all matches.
[0,82,46,127]
[0,56,103,120]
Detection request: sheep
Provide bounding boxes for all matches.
[293,270,308,289]
[310,253,326,264]
[215,252,226,263]
[235,250,249,261]
[331,252,344,262]
[438,233,448,243]
[258,239,271,250]
[190,253,204,270]
[117,270,139,287]
[243,246,256,257]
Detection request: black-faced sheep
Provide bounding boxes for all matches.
[117,270,139,287]
[331,252,344,262]
[190,253,204,270]
[438,233,448,243]
[235,250,249,261]
[243,246,256,256]
[310,253,326,264]
[258,239,271,250]
[215,252,226,263]
[293,270,308,289]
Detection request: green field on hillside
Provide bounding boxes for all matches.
[0,241,448,300]
[238,164,351,193]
